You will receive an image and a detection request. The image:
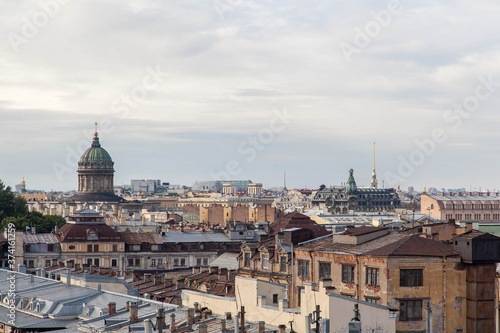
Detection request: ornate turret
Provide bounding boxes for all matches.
[370,142,378,189]
[346,169,357,195]
[20,177,26,193]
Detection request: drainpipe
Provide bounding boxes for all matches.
[424,302,432,333]
[442,257,446,333]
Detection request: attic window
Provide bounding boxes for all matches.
[467,242,470,246]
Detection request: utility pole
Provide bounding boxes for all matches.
[240,306,245,333]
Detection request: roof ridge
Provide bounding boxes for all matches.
[387,234,413,255]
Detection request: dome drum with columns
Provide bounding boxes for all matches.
[69,124,123,203]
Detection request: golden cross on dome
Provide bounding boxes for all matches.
[94,121,98,137]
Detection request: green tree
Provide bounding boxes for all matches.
[0,179,65,233]
[0,180,28,221]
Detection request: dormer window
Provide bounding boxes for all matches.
[87,229,98,241]
[262,254,269,269]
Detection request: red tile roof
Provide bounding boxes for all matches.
[269,212,329,238]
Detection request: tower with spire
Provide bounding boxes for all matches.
[370,142,378,189]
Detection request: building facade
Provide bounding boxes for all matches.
[421,192,500,222]
[313,169,400,213]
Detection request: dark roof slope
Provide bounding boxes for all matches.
[57,223,122,242]
[269,212,329,238]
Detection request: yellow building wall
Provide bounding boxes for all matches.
[386,258,466,333]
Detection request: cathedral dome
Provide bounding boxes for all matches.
[78,134,114,170]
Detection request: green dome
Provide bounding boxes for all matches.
[78,135,114,169]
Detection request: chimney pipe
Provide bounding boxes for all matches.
[187,308,195,325]
[129,301,138,322]
[258,321,265,333]
[198,324,208,333]
[108,302,116,315]
[170,313,176,332]
[278,324,286,333]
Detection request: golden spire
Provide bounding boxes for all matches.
[21,177,25,185]
[94,121,98,137]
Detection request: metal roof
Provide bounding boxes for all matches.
[23,233,59,243]
[162,231,233,243]
[209,253,239,270]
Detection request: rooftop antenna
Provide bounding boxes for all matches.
[284,170,287,192]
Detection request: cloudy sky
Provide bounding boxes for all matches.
[1,0,500,192]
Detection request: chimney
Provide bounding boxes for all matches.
[154,275,162,285]
[198,324,207,333]
[97,283,101,292]
[194,302,200,313]
[164,277,173,287]
[258,321,265,333]
[144,273,152,283]
[126,301,130,311]
[275,231,284,245]
[219,268,228,281]
[225,312,232,320]
[221,319,227,333]
[192,267,200,274]
[170,313,176,333]
[144,293,151,299]
[210,266,218,274]
[129,301,138,322]
[30,275,34,283]
[187,308,195,325]
[108,302,116,315]
[176,278,185,290]
[75,263,81,270]
[144,319,153,333]
[278,324,286,333]
[66,268,71,286]
[41,267,46,278]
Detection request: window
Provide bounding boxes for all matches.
[174,258,186,267]
[342,265,355,283]
[197,258,202,266]
[128,258,134,266]
[87,244,92,252]
[399,300,422,321]
[131,245,141,251]
[135,258,140,266]
[47,244,54,252]
[69,245,76,250]
[365,297,380,304]
[52,259,58,266]
[94,244,99,252]
[273,294,278,304]
[158,259,163,266]
[94,258,100,267]
[151,244,162,251]
[319,263,331,279]
[112,244,118,252]
[203,258,208,265]
[151,259,157,266]
[366,267,379,286]
[298,260,310,277]
[244,253,251,267]
[262,254,269,269]
[111,259,118,267]
[400,269,423,287]
[280,256,287,272]
[45,260,51,267]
